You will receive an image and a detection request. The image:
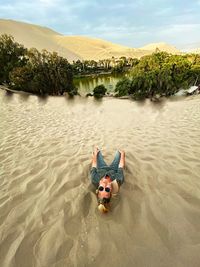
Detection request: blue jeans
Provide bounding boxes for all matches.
[97,151,121,171]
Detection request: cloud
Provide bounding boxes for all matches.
[0,0,200,49]
[155,7,174,16]
[147,23,200,49]
[39,0,55,5]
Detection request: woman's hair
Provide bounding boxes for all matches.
[96,194,111,213]
[98,203,109,213]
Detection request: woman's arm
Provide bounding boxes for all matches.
[119,150,125,168]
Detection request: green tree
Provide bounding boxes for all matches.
[115,78,132,97]
[0,34,27,84]
[131,52,193,98]
[10,48,77,95]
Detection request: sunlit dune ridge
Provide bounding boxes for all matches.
[140,42,180,54]
[0,19,181,62]
[0,19,81,62]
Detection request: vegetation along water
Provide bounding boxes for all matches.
[0,34,200,99]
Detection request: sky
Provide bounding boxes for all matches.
[0,0,200,50]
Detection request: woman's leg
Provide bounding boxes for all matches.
[109,151,121,171]
[97,151,108,169]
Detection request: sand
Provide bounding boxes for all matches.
[140,42,180,54]
[0,19,81,62]
[0,90,200,267]
[0,19,180,62]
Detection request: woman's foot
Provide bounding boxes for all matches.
[119,150,125,155]
[93,146,100,156]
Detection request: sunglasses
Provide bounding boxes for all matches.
[98,186,111,193]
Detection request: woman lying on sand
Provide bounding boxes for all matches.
[90,147,125,213]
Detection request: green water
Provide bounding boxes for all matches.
[74,72,130,95]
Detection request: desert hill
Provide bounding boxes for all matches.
[0,19,81,61]
[0,19,181,62]
[140,42,180,54]
[54,35,152,60]
[189,48,200,54]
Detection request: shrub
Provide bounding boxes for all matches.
[115,78,132,97]
[93,84,107,97]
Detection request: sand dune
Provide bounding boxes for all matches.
[0,19,181,62]
[0,90,200,267]
[0,19,81,62]
[54,35,151,60]
[140,42,180,54]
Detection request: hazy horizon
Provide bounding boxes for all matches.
[0,0,200,50]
